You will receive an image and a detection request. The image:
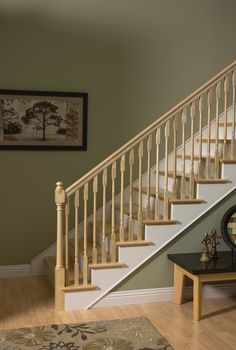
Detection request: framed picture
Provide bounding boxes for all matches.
[0,90,88,150]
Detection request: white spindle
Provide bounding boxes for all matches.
[111,162,117,262]
[74,190,79,286]
[155,128,161,220]
[190,102,195,199]
[146,134,152,220]
[198,96,204,179]
[215,82,221,178]
[92,176,98,264]
[206,90,213,179]
[172,116,177,200]
[119,155,125,241]
[232,70,236,159]
[83,183,88,284]
[181,109,187,199]
[129,149,134,241]
[138,142,143,239]
[102,169,107,263]
[164,121,170,220]
[223,76,229,159]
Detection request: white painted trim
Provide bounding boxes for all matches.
[0,264,31,278]
[94,283,236,308]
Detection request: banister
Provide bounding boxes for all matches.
[66,60,236,196]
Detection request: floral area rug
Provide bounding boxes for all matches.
[0,317,173,350]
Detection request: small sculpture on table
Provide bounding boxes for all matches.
[200,232,211,263]
[209,228,221,259]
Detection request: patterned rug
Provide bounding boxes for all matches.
[0,317,173,350]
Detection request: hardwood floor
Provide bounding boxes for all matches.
[0,276,236,349]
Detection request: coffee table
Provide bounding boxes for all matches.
[168,251,236,320]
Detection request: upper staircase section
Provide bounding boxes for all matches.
[54,60,236,310]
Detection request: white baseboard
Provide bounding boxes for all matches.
[0,264,31,278]
[94,283,236,308]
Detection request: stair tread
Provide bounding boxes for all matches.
[196,178,230,184]
[116,239,152,247]
[96,221,128,237]
[221,158,236,164]
[176,154,208,160]
[90,262,126,269]
[197,138,231,143]
[144,219,178,225]
[133,186,172,199]
[219,122,236,126]
[159,170,192,179]
[170,198,204,204]
[62,284,97,292]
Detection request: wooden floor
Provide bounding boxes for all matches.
[0,276,236,349]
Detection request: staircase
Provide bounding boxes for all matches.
[44,61,236,311]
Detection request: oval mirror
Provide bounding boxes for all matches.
[221,205,236,251]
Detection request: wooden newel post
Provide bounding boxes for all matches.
[55,181,66,311]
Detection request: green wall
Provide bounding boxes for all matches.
[0,0,235,270]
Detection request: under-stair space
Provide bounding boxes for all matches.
[39,61,236,311]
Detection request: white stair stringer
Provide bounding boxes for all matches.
[64,163,236,310]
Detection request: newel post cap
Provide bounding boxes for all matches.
[55,181,66,204]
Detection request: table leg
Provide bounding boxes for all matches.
[173,264,185,305]
[193,276,202,321]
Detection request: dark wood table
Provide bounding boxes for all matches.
[168,251,236,320]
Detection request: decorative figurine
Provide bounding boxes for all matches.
[209,228,221,259]
[200,232,211,262]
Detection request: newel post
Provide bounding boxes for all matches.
[55,181,66,311]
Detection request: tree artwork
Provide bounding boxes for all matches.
[22,101,61,141]
[3,102,22,134]
[65,106,79,141]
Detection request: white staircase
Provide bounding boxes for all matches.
[40,61,236,311]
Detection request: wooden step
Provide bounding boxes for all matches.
[143,219,178,225]
[221,158,236,164]
[69,237,94,257]
[170,198,204,204]
[176,154,208,161]
[196,178,230,184]
[62,284,97,292]
[158,170,191,180]
[115,203,153,220]
[89,262,126,269]
[116,239,152,247]
[96,221,128,238]
[219,122,236,127]
[197,138,231,144]
[133,186,172,199]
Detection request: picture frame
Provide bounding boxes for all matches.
[0,89,88,150]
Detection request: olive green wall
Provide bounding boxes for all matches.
[0,0,235,267]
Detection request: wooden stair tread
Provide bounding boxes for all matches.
[219,122,236,126]
[221,159,236,164]
[176,154,208,161]
[144,219,178,225]
[158,170,191,179]
[115,204,154,220]
[89,262,126,269]
[96,221,128,237]
[197,138,231,143]
[116,240,152,247]
[170,198,204,204]
[133,186,172,199]
[62,284,97,292]
[196,178,230,184]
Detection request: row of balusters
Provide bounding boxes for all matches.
[62,70,236,286]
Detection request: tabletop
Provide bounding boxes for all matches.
[167,251,236,275]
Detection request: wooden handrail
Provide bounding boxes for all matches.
[66,60,236,196]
